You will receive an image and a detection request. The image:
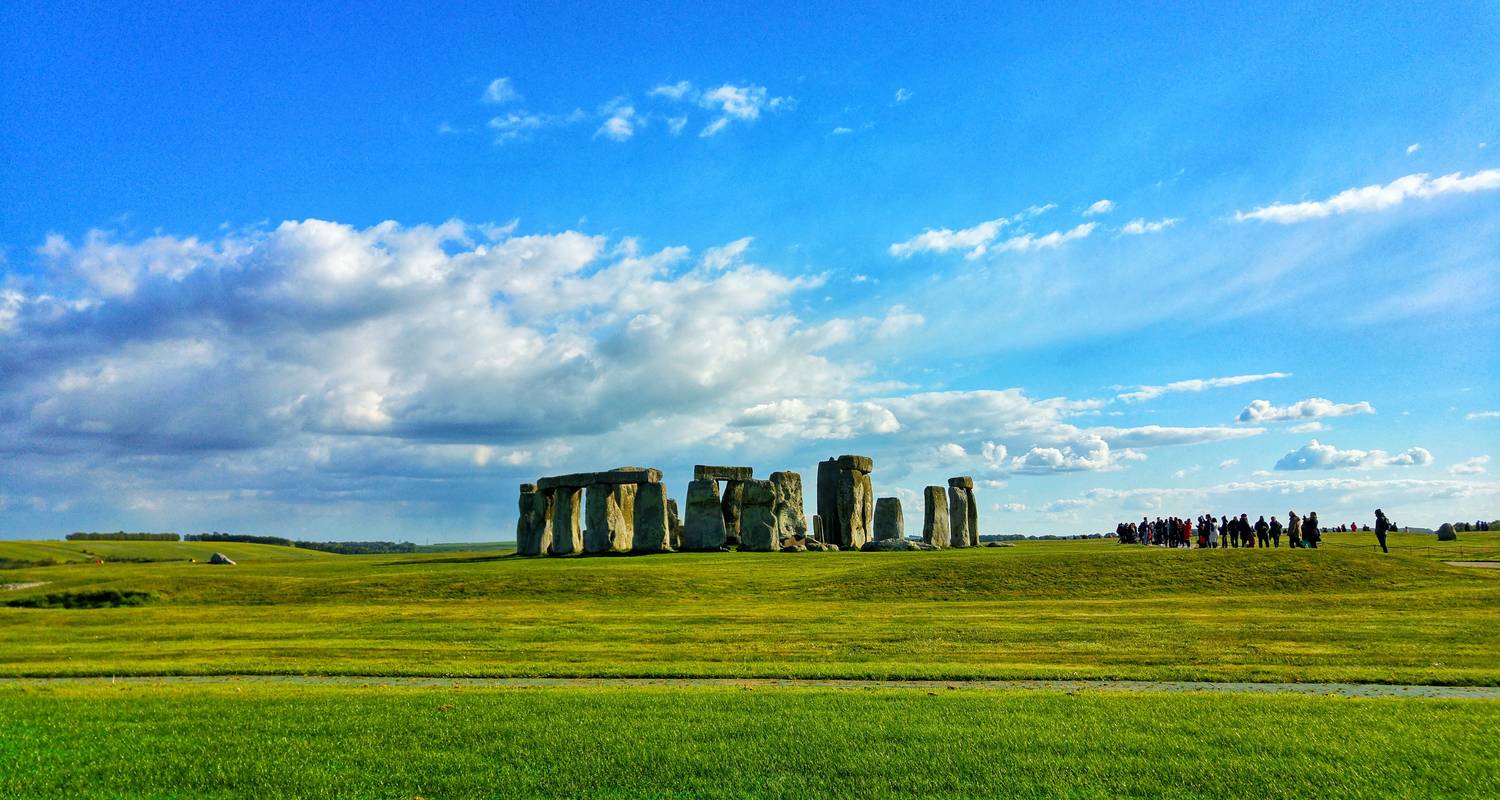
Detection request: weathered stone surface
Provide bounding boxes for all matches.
[631,482,672,552]
[923,486,949,548]
[947,476,974,489]
[739,479,781,552]
[812,514,823,543]
[584,484,633,554]
[515,486,553,556]
[683,479,728,551]
[836,454,874,473]
[667,498,682,549]
[860,538,915,552]
[1437,522,1458,541]
[209,552,236,565]
[965,484,980,547]
[770,470,808,541]
[694,465,754,481]
[548,487,583,555]
[827,466,873,549]
[949,486,971,548]
[816,459,839,544]
[595,468,661,485]
[779,537,808,551]
[874,497,904,541]
[536,472,597,491]
[721,480,745,547]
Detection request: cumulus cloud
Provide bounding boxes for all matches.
[482,77,520,104]
[1450,455,1490,475]
[1084,199,1114,216]
[1011,436,1138,473]
[648,81,693,101]
[1274,440,1433,471]
[695,83,791,137]
[887,205,1056,259]
[1467,411,1500,420]
[595,99,636,141]
[1120,217,1179,235]
[1117,372,1289,403]
[1234,168,1500,224]
[874,305,925,338]
[1238,397,1374,423]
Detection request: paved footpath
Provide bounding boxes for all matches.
[5,675,1500,699]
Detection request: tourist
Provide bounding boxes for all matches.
[1287,510,1302,549]
[1269,515,1283,548]
[1240,514,1253,548]
[1374,509,1392,554]
[1254,515,1269,548]
[1205,515,1219,548]
[1305,512,1321,548]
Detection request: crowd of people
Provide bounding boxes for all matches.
[1115,509,1399,552]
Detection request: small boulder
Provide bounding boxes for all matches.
[860,539,916,552]
[1437,523,1458,542]
[209,552,236,565]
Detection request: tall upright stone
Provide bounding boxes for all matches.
[584,484,632,554]
[948,486,971,548]
[769,470,808,541]
[819,455,874,549]
[923,486,950,548]
[632,482,672,553]
[683,479,728,551]
[816,459,840,544]
[950,476,979,547]
[721,480,746,547]
[667,498,683,550]
[738,479,781,552]
[812,514,824,543]
[874,497,904,541]
[515,484,553,556]
[549,486,583,555]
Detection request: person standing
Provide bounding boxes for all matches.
[1240,514,1254,548]
[1374,509,1392,554]
[1205,515,1219,548]
[1305,512,1321,548]
[1227,515,1240,548]
[1269,516,1283,548]
[1254,515,1270,548]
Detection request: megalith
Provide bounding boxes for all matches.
[632,482,672,552]
[721,480,746,547]
[818,455,874,549]
[770,470,808,541]
[948,485,971,548]
[549,486,583,555]
[738,479,781,552]
[874,497,904,541]
[950,476,980,546]
[683,479,728,551]
[584,484,633,554]
[812,514,824,543]
[1437,522,1457,542]
[515,483,553,556]
[923,486,950,548]
[667,498,683,549]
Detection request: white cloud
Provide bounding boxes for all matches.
[887,205,1055,259]
[1084,199,1114,216]
[1467,411,1500,420]
[1235,168,1500,224]
[1289,421,1327,433]
[995,502,1026,512]
[831,126,854,135]
[1120,217,1179,235]
[700,237,752,270]
[938,442,967,459]
[1041,499,1090,513]
[894,88,913,103]
[992,223,1096,254]
[1274,440,1433,471]
[875,305,925,339]
[697,83,790,137]
[1406,143,1421,155]
[1238,397,1374,423]
[595,100,636,141]
[1173,465,1200,479]
[1450,456,1490,476]
[1218,458,1239,469]
[1117,372,1289,403]
[1012,436,1132,473]
[649,81,694,101]
[482,77,520,105]
[487,111,573,143]
[666,116,688,136]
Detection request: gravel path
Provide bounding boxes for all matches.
[5,674,1499,699]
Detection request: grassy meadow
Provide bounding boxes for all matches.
[1,532,1497,684]
[1,681,1496,799]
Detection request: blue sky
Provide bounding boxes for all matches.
[1,2,1497,540]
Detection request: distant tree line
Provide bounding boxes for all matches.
[1451,520,1497,532]
[293,540,417,554]
[185,532,294,546]
[66,532,180,541]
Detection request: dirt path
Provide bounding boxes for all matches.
[5,674,1499,699]
[1445,561,1500,568]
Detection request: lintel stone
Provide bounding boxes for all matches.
[695,465,753,481]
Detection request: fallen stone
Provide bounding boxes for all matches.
[860,539,916,552]
[949,486,971,548]
[923,486,949,548]
[779,539,807,552]
[910,541,939,551]
[874,497,904,541]
[770,470,808,541]
[694,465,754,481]
[836,454,874,473]
[984,541,1015,548]
[548,486,583,555]
[1437,523,1458,542]
[739,479,781,552]
[631,482,672,553]
[682,479,728,551]
[209,552,236,565]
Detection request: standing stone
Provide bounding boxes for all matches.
[632,482,672,552]
[738,479,781,552]
[667,498,683,549]
[584,484,632,554]
[874,497,904,541]
[549,486,583,555]
[836,465,873,549]
[923,486,950,548]
[949,486,971,548]
[947,477,979,547]
[812,514,824,543]
[683,479,728,551]
[770,470,808,541]
[721,480,746,547]
[516,484,553,557]
[1437,522,1458,541]
[816,459,840,545]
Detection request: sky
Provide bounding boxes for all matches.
[1,1,1497,541]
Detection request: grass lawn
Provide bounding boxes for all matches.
[2,533,1497,684]
[1,681,1495,799]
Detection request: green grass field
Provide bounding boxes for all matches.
[3,532,1496,798]
[2,682,1497,799]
